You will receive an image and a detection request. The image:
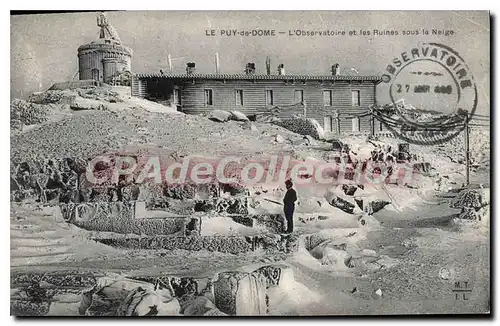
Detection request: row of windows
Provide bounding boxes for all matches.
[202,89,361,107]
[324,116,360,132]
[324,116,384,133]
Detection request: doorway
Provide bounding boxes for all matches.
[91,68,99,81]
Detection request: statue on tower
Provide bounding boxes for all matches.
[96,12,122,43]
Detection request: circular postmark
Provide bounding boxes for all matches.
[378,42,478,145]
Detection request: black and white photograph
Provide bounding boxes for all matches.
[9,10,490,316]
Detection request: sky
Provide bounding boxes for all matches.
[10,11,490,114]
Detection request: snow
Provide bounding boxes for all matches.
[10,86,490,315]
[266,266,322,315]
[200,215,266,236]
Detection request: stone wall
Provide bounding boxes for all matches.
[90,233,298,255]
[10,158,246,208]
[11,157,298,252]
[10,270,105,316]
[10,155,303,316]
[59,202,200,236]
[11,264,296,316]
[11,158,84,204]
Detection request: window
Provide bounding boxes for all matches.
[324,116,332,132]
[294,90,304,104]
[352,90,360,106]
[205,89,213,106]
[352,117,360,132]
[235,89,243,106]
[266,90,274,106]
[323,90,332,106]
[174,89,181,105]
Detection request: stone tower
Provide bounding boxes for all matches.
[77,12,132,84]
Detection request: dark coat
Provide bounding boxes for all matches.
[283,188,297,208]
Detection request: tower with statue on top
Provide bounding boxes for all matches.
[77,12,132,86]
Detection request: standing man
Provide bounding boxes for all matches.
[283,179,297,233]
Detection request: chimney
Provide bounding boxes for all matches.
[245,62,256,75]
[215,53,220,74]
[331,63,340,76]
[186,62,196,75]
[266,56,271,75]
[278,64,285,75]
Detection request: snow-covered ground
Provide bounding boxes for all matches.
[10,87,490,315]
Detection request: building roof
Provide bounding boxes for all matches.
[134,73,382,83]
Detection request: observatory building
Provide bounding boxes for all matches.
[132,62,382,134]
[77,13,132,84]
